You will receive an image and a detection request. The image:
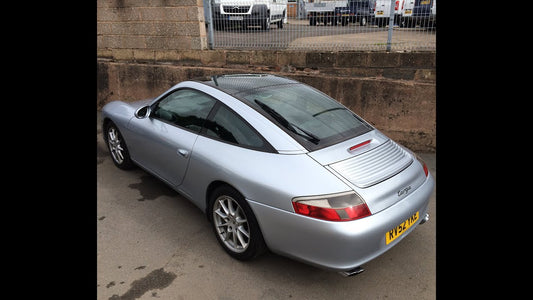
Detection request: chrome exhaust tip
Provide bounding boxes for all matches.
[419,213,430,225]
[339,266,365,277]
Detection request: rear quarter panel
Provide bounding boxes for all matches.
[180,135,352,213]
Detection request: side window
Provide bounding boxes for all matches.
[151,89,216,133]
[205,104,266,149]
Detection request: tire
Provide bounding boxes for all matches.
[104,121,135,170]
[208,185,267,260]
[262,16,270,30]
[341,17,348,26]
[360,16,367,26]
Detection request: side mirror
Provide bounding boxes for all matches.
[134,105,151,119]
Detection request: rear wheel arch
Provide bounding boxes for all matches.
[206,181,242,219]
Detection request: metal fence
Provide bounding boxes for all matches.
[204,0,436,52]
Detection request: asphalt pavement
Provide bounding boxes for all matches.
[97,111,436,300]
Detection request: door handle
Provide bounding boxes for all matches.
[177,149,190,158]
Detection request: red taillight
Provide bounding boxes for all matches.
[415,154,429,177]
[292,192,371,222]
[292,202,371,222]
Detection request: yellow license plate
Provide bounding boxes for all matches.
[377,11,384,15]
[386,211,419,245]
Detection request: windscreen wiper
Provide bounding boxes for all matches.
[312,107,348,117]
[254,99,320,145]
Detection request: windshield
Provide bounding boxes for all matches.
[237,83,373,151]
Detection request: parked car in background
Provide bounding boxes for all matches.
[373,0,392,26]
[101,74,434,276]
[399,0,435,28]
[212,0,288,30]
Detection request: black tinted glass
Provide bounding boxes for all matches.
[152,89,216,133]
[239,83,372,151]
[205,104,265,149]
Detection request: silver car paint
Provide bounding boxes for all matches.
[180,134,352,213]
[248,173,434,271]
[101,77,434,273]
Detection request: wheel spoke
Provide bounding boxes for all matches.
[219,198,230,215]
[233,230,241,249]
[236,229,248,248]
[116,150,124,161]
[237,225,249,239]
[216,221,228,228]
[215,209,227,219]
[228,199,236,216]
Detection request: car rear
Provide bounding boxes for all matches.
[200,74,434,272]
[247,153,434,272]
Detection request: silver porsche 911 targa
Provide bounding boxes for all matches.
[101,74,434,276]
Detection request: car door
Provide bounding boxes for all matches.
[127,88,217,187]
[178,101,277,209]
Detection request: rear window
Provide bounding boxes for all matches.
[237,83,373,151]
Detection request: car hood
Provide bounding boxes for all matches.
[308,130,427,213]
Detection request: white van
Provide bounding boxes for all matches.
[373,0,405,27]
[373,0,392,27]
[399,0,435,28]
[212,0,288,30]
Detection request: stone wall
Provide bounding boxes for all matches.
[97,0,207,51]
[97,50,435,152]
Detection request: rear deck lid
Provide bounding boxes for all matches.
[308,130,413,188]
[329,139,413,188]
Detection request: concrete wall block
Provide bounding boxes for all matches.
[111,49,134,60]
[101,0,181,8]
[200,50,226,66]
[133,49,156,62]
[139,7,187,21]
[306,52,336,68]
[145,36,191,50]
[277,51,306,68]
[367,52,401,68]
[251,51,278,67]
[98,7,141,21]
[186,6,204,22]
[400,52,436,68]
[335,52,368,68]
[226,51,251,65]
[414,69,436,82]
[176,50,202,65]
[190,36,208,50]
[119,35,147,49]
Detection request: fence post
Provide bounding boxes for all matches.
[386,0,396,51]
[206,0,215,50]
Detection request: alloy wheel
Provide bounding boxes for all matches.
[107,126,125,165]
[213,195,250,253]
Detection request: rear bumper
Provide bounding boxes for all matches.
[248,173,434,272]
[213,14,266,26]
